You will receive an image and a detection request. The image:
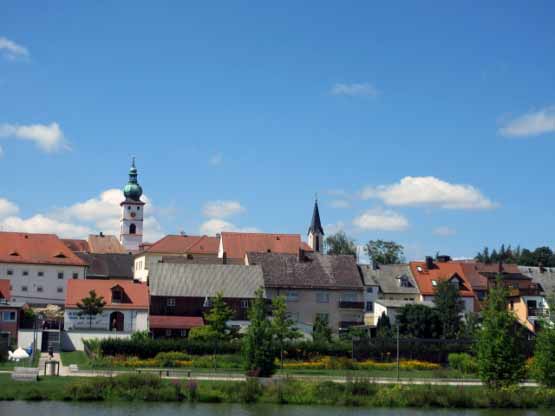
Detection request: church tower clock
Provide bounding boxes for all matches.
[120,157,145,252]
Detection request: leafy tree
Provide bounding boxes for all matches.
[271,295,301,369]
[76,290,106,329]
[365,240,405,264]
[434,279,464,339]
[313,314,332,343]
[188,326,218,342]
[532,294,555,387]
[397,304,441,338]
[475,244,555,266]
[325,231,357,256]
[476,277,527,388]
[243,288,276,377]
[376,312,392,338]
[204,292,234,366]
[458,312,481,339]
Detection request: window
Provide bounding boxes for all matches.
[366,287,373,293]
[431,280,438,287]
[165,329,172,337]
[129,223,136,234]
[240,299,249,309]
[22,270,29,276]
[72,272,79,279]
[37,286,43,293]
[286,312,300,322]
[316,292,329,303]
[7,270,13,276]
[38,271,44,277]
[128,206,131,210]
[167,298,176,307]
[366,301,374,312]
[112,289,123,303]
[341,292,357,302]
[315,313,329,322]
[2,311,16,322]
[286,291,299,302]
[57,287,63,293]
[21,286,28,292]
[137,206,141,211]
[58,272,64,280]
[180,329,186,337]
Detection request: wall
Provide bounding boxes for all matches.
[64,308,148,332]
[0,307,19,342]
[18,328,41,351]
[383,292,418,302]
[0,263,86,305]
[150,296,251,320]
[266,288,364,333]
[363,285,379,325]
[61,330,132,351]
[422,295,474,314]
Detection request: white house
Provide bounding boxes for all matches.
[373,299,435,326]
[63,279,149,350]
[0,232,87,305]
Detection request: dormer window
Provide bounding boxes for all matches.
[9,250,19,256]
[431,280,438,287]
[111,285,125,303]
[54,252,67,258]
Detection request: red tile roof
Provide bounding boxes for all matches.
[145,235,219,255]
[149,315,204,329]
[88,234,126,254]
[65,279,149,310]
[62,239,90,252]
[221,232,303,259]
[0,232,88,267]
[410,261,475,297]
[0,279,11,300]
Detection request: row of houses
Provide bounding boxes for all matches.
[1,225,554,351]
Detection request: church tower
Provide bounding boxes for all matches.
[120,158,145,252]
[307,198,325,254]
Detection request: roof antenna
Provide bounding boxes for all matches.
[132,156,136,168]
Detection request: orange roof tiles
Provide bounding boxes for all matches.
[65,279,149,310]
[62,239,90,252]
[0,232,88,267]
[88,234,126,254]
[149,315,204,329]
[410,260,475,297]
[0,279,11,300]
[221,232,303,259]
[145,235,219,255]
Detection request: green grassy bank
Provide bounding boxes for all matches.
[1,373,555,408]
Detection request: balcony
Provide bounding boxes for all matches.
[338,301,365,309]
[528,308,549,318]
[339,321,363,329]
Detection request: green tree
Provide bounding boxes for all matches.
[434,279,464,339]
[243,288,276,377]
[76,290,106,329]
[476,277,527,388]
[271,296,301,369]
[325,231,357,256]
[397,304,441,338]
[532,294,555,387]
[458,312,481,339]
[313,314,332,343]
[376,312,392,338]
[204,292,234,366]
[365,240,405,264]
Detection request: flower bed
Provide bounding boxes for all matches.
[282,356,440,371]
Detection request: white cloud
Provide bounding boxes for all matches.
[352,208,409,231]
[326,221,345,234]
[433,226,457,237]
[0,198,19,217]
[0,36,29,61]
[499,106,555,137]
[209,153,223,166]
[330,199,351,209]
[0,122,68,152]
[360,176,497,210]
[202,200,245,219]
[0,189,164,241]
[330,82,379,97]
[199,218,259,236]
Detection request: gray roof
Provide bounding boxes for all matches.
[519,266,555,295]
[375,299,434,309]
[360,264,420,295]
[77,252,134,279]
[248,252,363,290]
[148,263,265,298]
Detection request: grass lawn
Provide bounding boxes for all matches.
[60,351,92,369]
[0,353,40,370]
[0,373,82,400]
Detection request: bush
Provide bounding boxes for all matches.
[533,324,555,387]
[448,353,478,375]
[155,351,191,368]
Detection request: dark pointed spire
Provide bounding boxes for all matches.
[308,198,324,235]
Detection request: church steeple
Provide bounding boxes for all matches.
[120,157,145,252]
[307,197,325,253]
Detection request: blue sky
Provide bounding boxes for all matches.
[1,2,555,259]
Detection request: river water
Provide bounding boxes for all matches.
[0,402,551,416]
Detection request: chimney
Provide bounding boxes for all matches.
[180,231,187,237]
[498,260,503,274]
[298,248,306,261]
[99,231,104,237]
[372,259,379,271]
[425,256,434,270]
[222,251,227,265]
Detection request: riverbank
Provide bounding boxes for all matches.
[1,373,555,408]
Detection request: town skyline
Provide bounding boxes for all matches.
[2,2,555,260]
